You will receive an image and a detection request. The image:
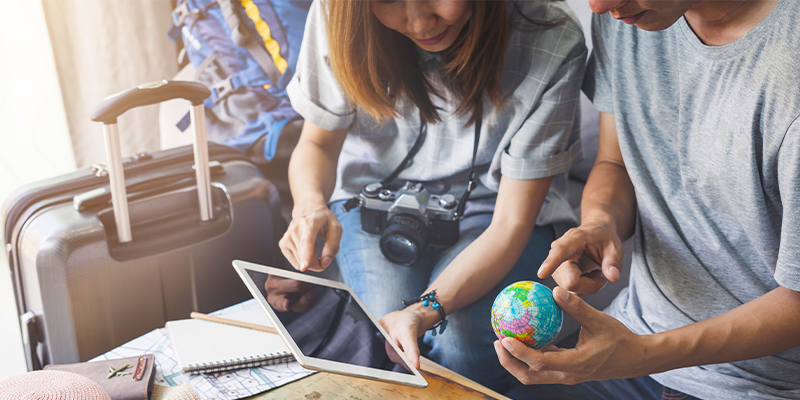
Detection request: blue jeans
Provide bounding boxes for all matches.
[505,332,702,400]
[507,377,701,400]
[331,200,555,393]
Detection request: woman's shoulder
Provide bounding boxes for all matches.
[508,0,585,55]
[502,1,587,100]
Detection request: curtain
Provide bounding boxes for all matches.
[42,0,179,168]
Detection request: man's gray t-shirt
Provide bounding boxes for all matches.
[585,1,800,399]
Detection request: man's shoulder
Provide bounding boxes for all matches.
[764,1,800,67]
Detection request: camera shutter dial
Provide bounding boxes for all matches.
[438,194,458,209]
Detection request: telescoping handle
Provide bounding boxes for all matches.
[89,80,212,244]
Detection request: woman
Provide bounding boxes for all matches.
[274,0,586,391]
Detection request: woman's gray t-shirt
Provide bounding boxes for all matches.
[287,0,587,232]
[586,1,800,398]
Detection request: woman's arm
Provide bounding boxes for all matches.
[418,175,552,319]
[279,121,347,273]
[381,174,552,367]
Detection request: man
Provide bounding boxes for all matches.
[498,1,800,399]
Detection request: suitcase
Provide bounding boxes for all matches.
[2,81,285,370]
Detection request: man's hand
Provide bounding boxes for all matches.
[265,275,317,313]
[495,287,650,385]
[279,205,342,272]
[538,222,624,296]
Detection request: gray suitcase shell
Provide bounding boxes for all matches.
[3,82,284,369]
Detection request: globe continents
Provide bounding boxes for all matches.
[491,281,562,349]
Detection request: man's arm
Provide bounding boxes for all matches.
[537,112,637,295]
[647,286,800,373]
[495,285,800,385]
[579,112,637,241]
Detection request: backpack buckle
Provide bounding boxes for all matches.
[172,3,191,26]
[210,75,241,103]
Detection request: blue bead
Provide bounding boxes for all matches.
[439,320,448,334]
[433,303,439,310]
[422,300,429,307]
[431,328,437,336]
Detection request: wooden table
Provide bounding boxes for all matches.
[247,358,512,400]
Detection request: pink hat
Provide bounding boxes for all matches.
[0,370,109,400]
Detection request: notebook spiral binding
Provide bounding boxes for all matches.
[186,352,294,374]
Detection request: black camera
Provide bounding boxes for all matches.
[356,182,460,266]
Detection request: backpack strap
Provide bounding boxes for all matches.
[216,0,283,85]
[169,0,288,87]
[193,53,242,105]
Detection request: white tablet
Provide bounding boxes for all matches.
[232,260,428,388]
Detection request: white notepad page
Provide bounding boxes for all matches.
[166,316,291,374]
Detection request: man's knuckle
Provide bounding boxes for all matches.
[531,361,548,372]
[562,275,579,290]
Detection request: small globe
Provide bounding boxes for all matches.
[491,281,562,349]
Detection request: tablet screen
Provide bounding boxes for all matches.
[246,269,413,375]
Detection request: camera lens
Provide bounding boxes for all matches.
[379,214,427,266]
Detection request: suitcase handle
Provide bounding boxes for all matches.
[90,80,209,124]
[90,81,213,244]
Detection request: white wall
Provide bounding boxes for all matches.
[0,0,76,380]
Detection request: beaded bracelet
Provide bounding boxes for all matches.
[402,289,448,336]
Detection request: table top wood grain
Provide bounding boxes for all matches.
[246,357,512,400]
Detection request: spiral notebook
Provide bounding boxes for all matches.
[166,314,293,374]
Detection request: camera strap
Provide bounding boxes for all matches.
[381,120,428,187]
[379,115,482,219]
[456,115,481,218]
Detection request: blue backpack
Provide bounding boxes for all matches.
[167,0,311,160]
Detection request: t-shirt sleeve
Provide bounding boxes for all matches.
[775,118,800,291]
[286,1,355,131]
[583,13,615,114]
[500,33,587,180]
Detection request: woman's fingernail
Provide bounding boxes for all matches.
[300,261,308,271]
[555,287,569,303]
[537,265,545,276]
[321,257,332,269]
[494,341,501,354]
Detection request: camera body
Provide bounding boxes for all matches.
[358,182,460,265]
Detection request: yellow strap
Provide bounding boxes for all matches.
[241,0,288,74]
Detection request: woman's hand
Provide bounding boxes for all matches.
[279,204,342,272]
[537,222,624,296]
[495,287,651,385]
[264,275,317,313]
[379,305,438,370]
